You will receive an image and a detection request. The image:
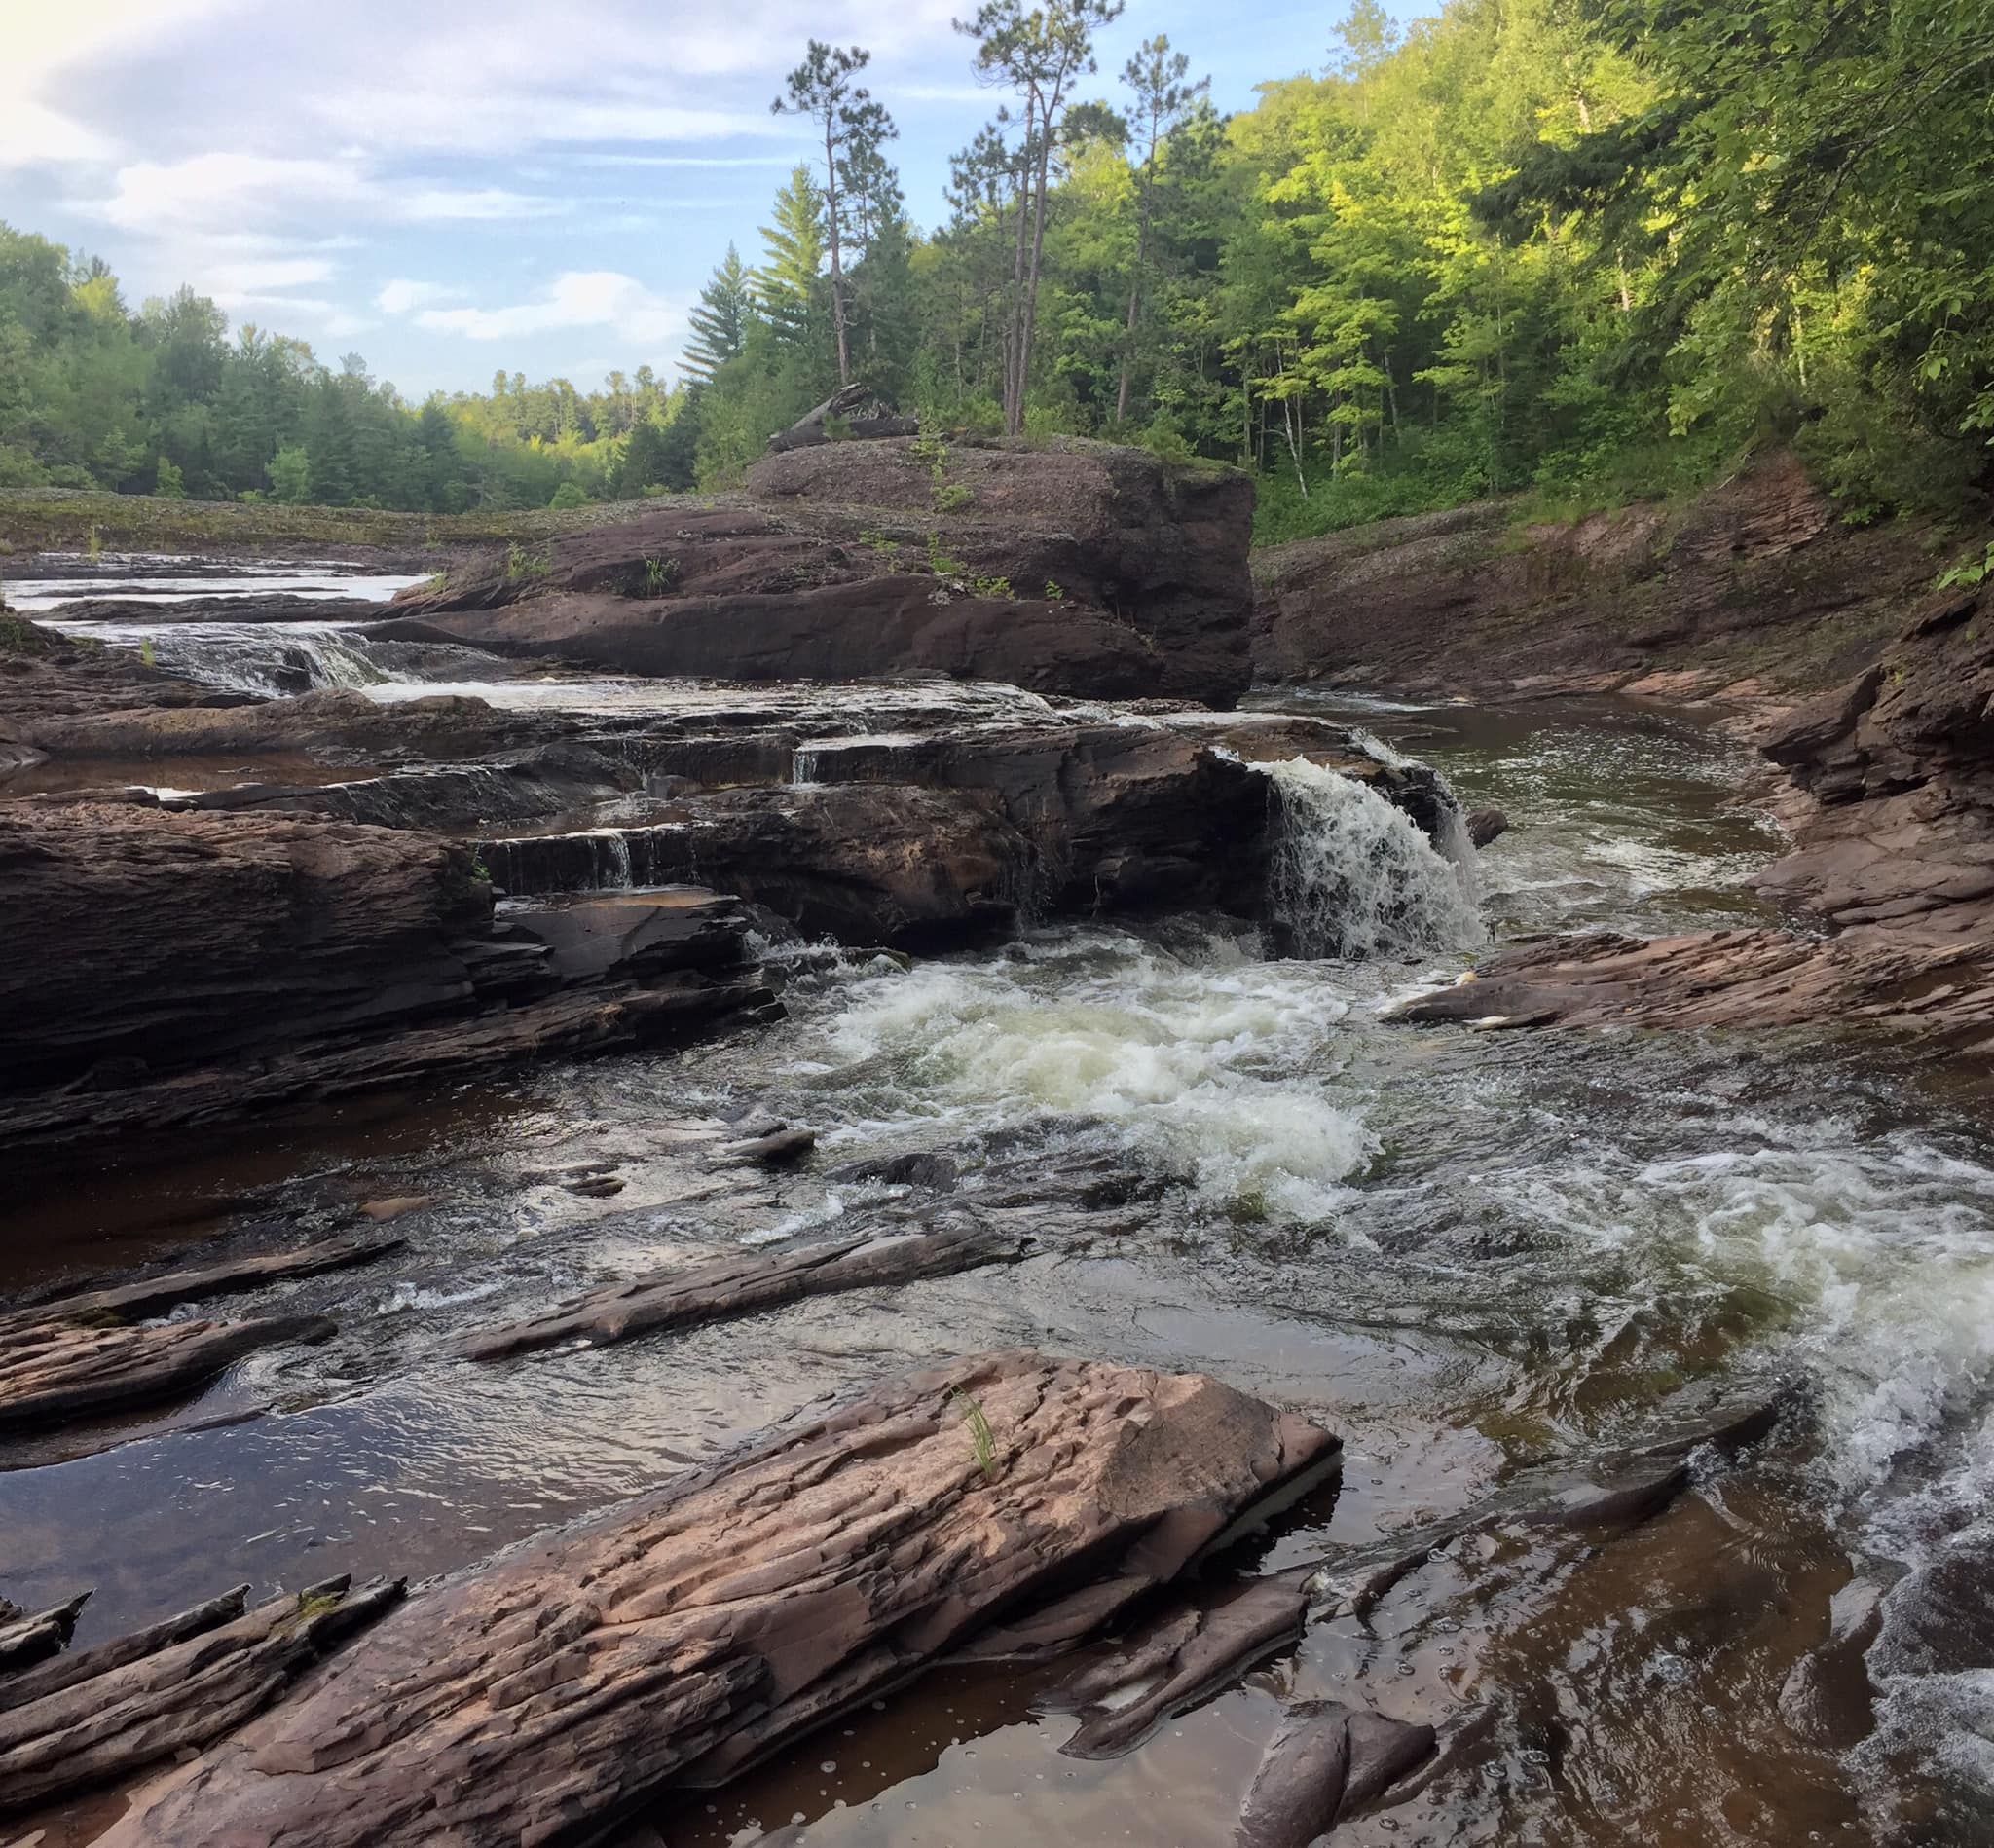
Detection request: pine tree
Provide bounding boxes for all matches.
[755,166,827,352]
[682,246,753,386]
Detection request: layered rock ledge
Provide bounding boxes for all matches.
[1394,584,1994,1068]
[94,1349,1339,1848]
[380,436,1253,704]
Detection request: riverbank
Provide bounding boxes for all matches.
[1253,449,1978,704]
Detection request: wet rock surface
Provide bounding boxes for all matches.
[93,1350,1337,1848]
[1392,584,1994,1061]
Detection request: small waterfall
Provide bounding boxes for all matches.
[42,619,389,698]
[597,831,634,890]
[792,744,821,786]
[1260,757,1486,959]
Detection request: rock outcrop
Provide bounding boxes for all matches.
[1254,451,1943,698]
[381,437,1254,703]
[1393,585,1994,1064]
[96,1350,1340,1848]
[0,809,778,1151]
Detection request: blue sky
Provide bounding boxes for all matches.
[6,0,1428,399]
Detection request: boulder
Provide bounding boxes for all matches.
[481,782,1034,948]
[0,806,777,1150]
[0,801,491,1094]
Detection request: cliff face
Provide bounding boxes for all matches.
[1254,453,1950,699]
[384,437,1255,705]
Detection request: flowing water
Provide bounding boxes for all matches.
[6,576,1994,1846]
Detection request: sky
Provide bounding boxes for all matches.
[3,0,1428,400]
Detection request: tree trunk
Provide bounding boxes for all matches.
[824,117,851,388]
[1016,102,1058,438]
[1005,99,1037,436]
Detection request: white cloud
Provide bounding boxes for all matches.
[417,271,685,345]
[575,153,798,169]
[80,153,562,237]
[377,277,463,314]
[200,256,337,293]
[0,0,248,169]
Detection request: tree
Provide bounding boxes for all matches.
[683,245,754,386]
[1116,36,1207,424]
[955,0,1125,434]
[268,442,312,504]
[756,166,828,356]
[772,41,899,387]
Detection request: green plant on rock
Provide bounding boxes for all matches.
[641,555,678,596]
[1936,540,1994,590]
[912,430,973,514]
[948,1386,1000,1482]
[857,528,903,565]
[1044,579,1066,604]
[504,541,550,586]
[86,524,103,563]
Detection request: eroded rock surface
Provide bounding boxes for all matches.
[381,437,1253,703]
[98,1350,1339,1848]
[1254,451,1936,699]
[1394,585,1994,1063]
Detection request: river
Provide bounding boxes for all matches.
[8,563,1994,1846]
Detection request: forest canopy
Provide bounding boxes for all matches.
[3,0,1988,542]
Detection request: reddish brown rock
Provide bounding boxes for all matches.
[98,1350,1338,1848]
[0,1577,405,1815]
[0,806,776,1151]
[458,1223,1029,1362]
[381,437,1254,703]
[1253,451,1937,697]
[0,1312,335,1432]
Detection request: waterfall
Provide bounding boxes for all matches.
[792,744,821,786]
[1260,757,1486,959]
[596,830,634,890]
[39,619,388,698]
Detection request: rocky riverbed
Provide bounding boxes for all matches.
[2,446,1992,1847]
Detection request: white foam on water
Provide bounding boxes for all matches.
[800,933,1378,1222]
[1260,757,1486,959]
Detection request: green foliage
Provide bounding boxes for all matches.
[4,0,1990,536]
[1938,542,1994,592]
[504,541,549,585]
[641,554,678,596]
[948,1386,1001,1482]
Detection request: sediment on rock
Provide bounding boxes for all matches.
[97,1350,1338,1848]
